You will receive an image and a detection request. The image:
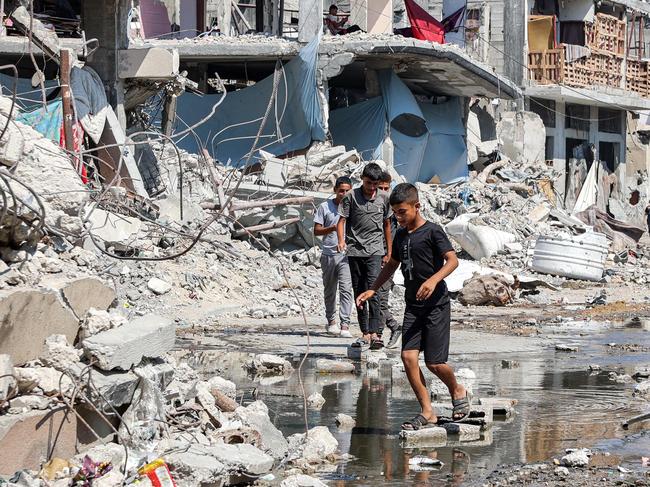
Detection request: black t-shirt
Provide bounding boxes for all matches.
[391,221,455,307]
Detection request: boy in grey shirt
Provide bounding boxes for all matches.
[314,176,354,337]
[336,163,392,350]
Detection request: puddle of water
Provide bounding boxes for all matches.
[182,323,650,485]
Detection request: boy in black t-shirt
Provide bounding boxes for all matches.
[357,183,470,430]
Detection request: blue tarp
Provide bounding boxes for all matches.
[16,99,63,144]
[176,35,326,166]
[329,70,468,184]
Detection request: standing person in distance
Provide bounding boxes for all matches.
[357,183,471,429]
[313,176,354,338]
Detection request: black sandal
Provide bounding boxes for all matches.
[452,391,472,421]
[401,414,436,431]
[369,338,384,350]
[351,338,369,348]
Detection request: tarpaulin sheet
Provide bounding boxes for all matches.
[16,99,63,143]
[176,35,326,166]
[528,15,556,50]
[329,70,468,184]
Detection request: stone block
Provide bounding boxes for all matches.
[235,401,289,461]
[347,346,388,362]
[59,277,116,318]
[118,48,180,79]
[82,314,175,371]
[195,443,274,475]
[399,426,447,447]
[441,423,481,441]
[84,207,143,252]
[315,359,354,373]
[166,450,225,487]
[0,288,79,365]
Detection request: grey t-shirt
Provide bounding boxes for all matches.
[314,199,341,256]
[338,188,392,257]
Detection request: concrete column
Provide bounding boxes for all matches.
[298,0,323,41]
[82,0,129,120]
[553,99,566,199]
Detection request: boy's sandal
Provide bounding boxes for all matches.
[369,338,384,350]
[351,338,368,348]
[401,414,436,431]
[452,391,472,421]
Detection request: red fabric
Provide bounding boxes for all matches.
[60,121,88,183]
[404,0,445,43]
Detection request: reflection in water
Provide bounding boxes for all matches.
[182,323,650,485]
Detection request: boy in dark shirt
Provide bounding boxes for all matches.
[337,163,392,350]
[356,183,470,430]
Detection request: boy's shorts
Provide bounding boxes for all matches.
[401,302,450,364]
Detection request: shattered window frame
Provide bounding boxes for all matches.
[598,107,622,134]
[565,103,590,132]
[530,98,556,128]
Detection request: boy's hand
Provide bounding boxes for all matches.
[337,241,347,253]
[356,290,375,307]
[382,254,390,265]
[416,278,438,301]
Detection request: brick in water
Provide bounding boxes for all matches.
[82,314,175,371]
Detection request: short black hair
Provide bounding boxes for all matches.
[380,170,392,183]
[389,183,419,205]
[329,4,337,11]
[334,175,352,188]
[361,162,383,181]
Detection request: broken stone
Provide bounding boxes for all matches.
[58,277,116,318]
[80,308,128,340]
[84,207,143,252]
[315,359,354,373]
[399,426,447,445]
[561,449,591,467]
[82,314,175,371]
[555,344,580,352]
[39,335,82,371]
[244,354,293,375]
[366,351,388,368]
[0,354,15,402]
[235,401,289,461]
[166,449,225,487]
[8,394,51,412]
[335,413,355,429]
[147,277,172,295]
[441,423,481,441]
[307,392,325,410]
[633,380,650,397]
[281,474,328,487]
[287,426,338,463]
[92,470,124,487]
[14,366,73,396]
[554,466,569,477]
[458,275,514,306]
[0,287,79,365]
[208,376,236,399]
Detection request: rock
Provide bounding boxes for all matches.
[82,314,175,371]
[430,377,474,399]
[166,450,225,487]
[554,466,569,477]
[633,380,650,397]
[458,275,514,306]
[633,366,650,379]
[39,335,82,371]
[281,474,328,487]
[588,364,601,371]
[561,449,591,467]
[399,426,447,445]
[8,394,50,411]
[288,426,338,463]
[245,354,293,375]
[92,470,124,487]
[315,359,354,373]
[192,443,273,475]
[555,344,579,352]
[235,401,289,461]
[366,351,388,368]
[441,422,481,441]
[147,277,172,295]
[207,376,236,399]
[307,392,325,409]
[456,368,476,379]
[335,413,355,429]
[58,277,116,318]
[14,366,73,396]
[73,443,126,468]
[85,208,143,252]
[0,287,79,365]
[0,354,15,401]
[80,308,127,340]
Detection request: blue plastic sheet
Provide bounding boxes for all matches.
[16,99,63,144]
[329,70,468,184]
[176,35,326,166]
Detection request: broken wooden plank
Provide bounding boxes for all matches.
[234,217,300,237]
[230,196,314,211]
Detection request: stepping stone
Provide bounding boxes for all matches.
[441,423,481,442]
[347,346,388,362]
[478,397,517,417]
[399,426,447,447]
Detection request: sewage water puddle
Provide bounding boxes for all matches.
[181,321,650,486]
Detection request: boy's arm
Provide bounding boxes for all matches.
[382,218,392,264]
[336,217,347,252]
[314,223,336,236]
[356,257,400,307]
[415,250,458,301]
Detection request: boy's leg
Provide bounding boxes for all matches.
[401,306,436,424]
[320,255,338,327]
[348,256,369,337]
[365,255,383,338]
[336,254,354,334]
[421,302,467,417]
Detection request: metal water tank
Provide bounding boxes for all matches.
[530,232,610,281]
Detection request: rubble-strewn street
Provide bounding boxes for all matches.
[0,0,649,486]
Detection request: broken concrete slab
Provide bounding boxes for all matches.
[347,346,388,362]
[0,355,15,402]
[478,397,517,417]
[399,426,447,447]
[147,277,172,295]
[14,366,74,396]
[335,413,356,430]
[118,48,180,79]
[307,392,325,410]
[235,401,289,461]
[39,335,82,372]
[56,277,116,318]
[166,449,226,487]
[0,287,79,365]
[80,308,127,340]
[84,207,143,252]
[287,426,338,463]
[185,443,274,476]
[281,474,328,487]
[82,314,175,371]
[441,422,481,441]
[315,359,354,373]
[244,354,293,375]
[8,394,51,412]
[208,376,236,399]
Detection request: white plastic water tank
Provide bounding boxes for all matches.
[530,232,610,281]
